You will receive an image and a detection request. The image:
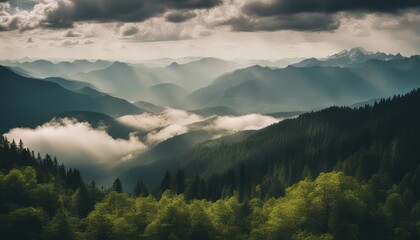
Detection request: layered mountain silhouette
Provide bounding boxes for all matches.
[72,58,240,101]
[0,66,143,133]
[72,61,160,101]
[140,83,189,108]
[43,77,97,92]
[187,55,420,113]
[3,59,112,78]
[133,101,165,114]
[187,65,381,112]
[350,56,420,95]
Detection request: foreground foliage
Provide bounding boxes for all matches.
[0,161,418,240]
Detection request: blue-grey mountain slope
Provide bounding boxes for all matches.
[187,65,381,113]
[0,66,143,133]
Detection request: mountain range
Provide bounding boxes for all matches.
[293,47,404,67]
[1,59,113,78]
[5,48,418,113]
[71,58,242,101]
[0,66,143,133]
[187,65,381,112]
[186,53,420,112]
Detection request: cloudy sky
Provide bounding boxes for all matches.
[1,0,419,60]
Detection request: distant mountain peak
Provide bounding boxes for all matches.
[349,47,369,54]
[108,61,131,69]
[394,53,404,59]
[199,57,220,62]
[328,47,370,60]
[322,47,404,65]
[168,62,180,67]
[31,59,54,64]
[72,59,91,64]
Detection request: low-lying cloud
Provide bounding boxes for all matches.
[146,124,189,145]
[117,108,205,144]
[210,114,279,132]
[4,118,147,167]
[4,110,281,170]
[118,108,204,131]
[118,108,281,144]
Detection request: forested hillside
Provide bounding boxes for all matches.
[1,135,419,239]
[177,89,420,198]
[1,89,419,239]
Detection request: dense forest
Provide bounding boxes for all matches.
[174,88,420,200]
[1,89,420,239]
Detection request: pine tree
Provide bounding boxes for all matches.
[73,185,90,218]
[133,180,149,197]
[185,175,200,201]
[112,178,123,193]
[18,139,24,153]
[161,171,171,192]
[174,169,186,194]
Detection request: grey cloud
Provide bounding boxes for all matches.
[0,16,17,31]
[243,0,420,17]
[373,10,420,35]
[133,32,192,42]
[125,26,197,42]
[223,13,340,32]
[61,39,95,45]
[1,0,222,32]
[62,40,79,46]
[121,25,139,36]
[70,0,220,22]
[38,0,75,29]
[220,0,420,32]
[64,30,81,37]
[165,11,197,23]
[0,2,9,11]
[0,0,75,31]
[45,0,219,26]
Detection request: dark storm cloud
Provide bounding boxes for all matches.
[243,0,420,16]
[373,9,420,36]
[222,0,420,32]
[48,0,220,25]
[223,13,340,32]
[1,0,221,31]
[165,11,197,23]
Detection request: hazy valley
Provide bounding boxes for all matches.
[1,47,420,188]
[1,47,420,239]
